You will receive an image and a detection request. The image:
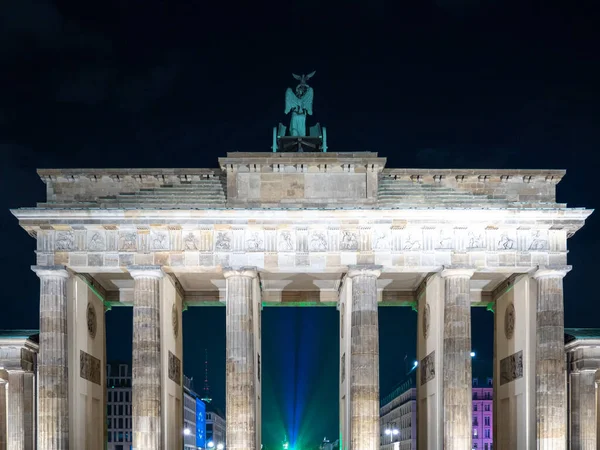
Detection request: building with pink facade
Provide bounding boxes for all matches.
[380,376,493,450]
[472,377,494,450]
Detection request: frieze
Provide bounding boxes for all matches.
[151,230,170,251]
[80,350,101,385]
[420,351,435,385]
[309,230,328,252]
[246,231,264,251]
[37,226,567,267]
[500,350,523,385]
[278,230,295,251]
[56,231,75,251]
[118,231,137,251]
[87,231,106,251]
[168,351,181,385]
[340,230,358,251]
[215,231,232,251]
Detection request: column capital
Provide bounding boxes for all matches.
[128,265,164,279]
[347,264,382,279]
[440,265,475,279]
[31,265,69,279]
[222,266,258,279]
[532,265,572,279]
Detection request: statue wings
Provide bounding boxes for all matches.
[292,71,316,83]
[285,87,313,115]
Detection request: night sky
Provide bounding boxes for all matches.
[1,0,599,448]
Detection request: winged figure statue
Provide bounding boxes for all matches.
[284,71,315,136]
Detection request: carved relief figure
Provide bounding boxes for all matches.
[152,231,169,250]
[86,302,97,339]
[468,232,484,248]
[215,231,231,251]
[88,232,105,251]
[438,230,453,249]
[310,231,328,252]
[529,230,548,251]
[119,232,137,251]
[55,231,75,251]
[246,232,264,251]
[183,232,199,250]
[373,230,389,250]
[278,230,294,251]
[422,303,431,339]
[420,351,436,386]
[497,233,515,250]
[403,233,421,251]
[340,230,358,251]
[504,302,515,339]
[172,304,179,338]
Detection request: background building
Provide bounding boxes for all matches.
[206,403,226,449]
[472,377,493,450]
[379,372,493,450]
[183,375,198,450]
[106,363,132,450]
[379,375,417,450]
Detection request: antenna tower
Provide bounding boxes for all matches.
[201,348,212,403]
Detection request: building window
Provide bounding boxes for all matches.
[485,429,490,439]
[473,428,477,437]
[484,416,490,426]
[484,404,490,412]
[473,417,478,426]
[474,404,478,411]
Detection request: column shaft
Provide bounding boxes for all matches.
[7,372,25,450]
[0,381,6,450]
[224,269,257,450]
[348,266,380,450]
[34,266,69,450]
[130,267,163,450]
[571,371,596,450]
[535,269,568,450]
[442,268,474,450]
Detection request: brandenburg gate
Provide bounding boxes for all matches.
[9,150,591,450]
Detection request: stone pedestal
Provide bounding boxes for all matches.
[533,267,569,450]
[224,267,259,450]
[130,266,164,450]
[347,265,381,450]
[33,265,70,450]
[441,267,474,450]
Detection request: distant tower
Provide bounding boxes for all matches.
[202,348,212,404]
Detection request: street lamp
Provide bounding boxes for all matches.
[470,351,476,357]
[207,442,215,448]
[184,428,191,436]
[216,444,224,450]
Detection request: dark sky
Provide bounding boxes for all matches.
[1,0,599,447]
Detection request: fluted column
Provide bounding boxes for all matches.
[7,371,25,450]
[533,266,570,450]
[441,267,474,450]
[595,370,600,450]
[0,379,6,450]
[129,265,164,450]
[347,265,381,450]
[224,267,258,450]
[32,265,69,450]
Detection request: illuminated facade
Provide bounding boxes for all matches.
[10,151,592,450]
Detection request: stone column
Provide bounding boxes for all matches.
[224,267,258,450]
[347,265,381,450]
[0,379,6,450]
[594,369,600,449]
[7,371,25,450]
[32,265,70,450]
[441,267,474,450]
[533,266,570,450]
[129,265,164,450]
